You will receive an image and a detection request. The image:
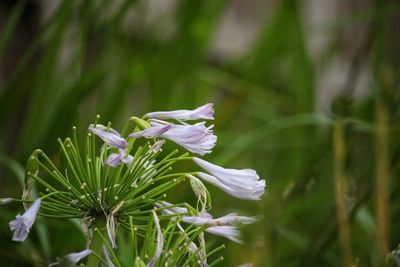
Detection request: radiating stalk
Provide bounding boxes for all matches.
[375,99,390,263]
[333,119,353,267]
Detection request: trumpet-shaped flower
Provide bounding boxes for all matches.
[129,120,217,155]
[130,121,216,155]
[89,124,128,149]
[9,198,41,242]
[49,249,92,267]
[181,212,258,227]
[193,158,265,200]
[145,103,214,121]
[159,122,216,155]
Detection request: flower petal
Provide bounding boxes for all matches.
[129,124,173,139]
[159,122,217,155]
[146,103,214,121]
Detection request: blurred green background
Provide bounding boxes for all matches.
[1,0,400,266]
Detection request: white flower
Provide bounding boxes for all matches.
[9,198,41,242]
[193,158,265,200]
[145,103,214,121]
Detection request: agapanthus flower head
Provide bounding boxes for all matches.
[9,103,265,266]
[9,198,41,242]
[145,103,214,121]
[89,124,128,149]
[193,158,265,200]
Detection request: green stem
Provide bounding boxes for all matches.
[87,217,106,267]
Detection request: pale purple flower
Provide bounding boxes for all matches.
[130,120,216,155]
[9,198,41,242]
[49,249,92,266]
[193,158,265,200]
[182,212,258,227]
[89,124,128,149]
[65,249,92,264]
[155,202,249,244]
[105,148,133,167]
[129,123,173,139]
[145,103,214,121]
[180,212,254,243]
[148,210,163,267]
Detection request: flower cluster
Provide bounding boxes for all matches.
[3,103,266,266]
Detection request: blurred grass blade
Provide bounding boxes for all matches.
[0,0,27,62]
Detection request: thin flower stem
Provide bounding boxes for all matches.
[87,217,107,267]
[93,227,122,267]
[375,99,390,263]
[129,216,138,257]
[333,118,353,267]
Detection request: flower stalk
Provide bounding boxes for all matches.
[87,217,107,267]
[333,118,353,267]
